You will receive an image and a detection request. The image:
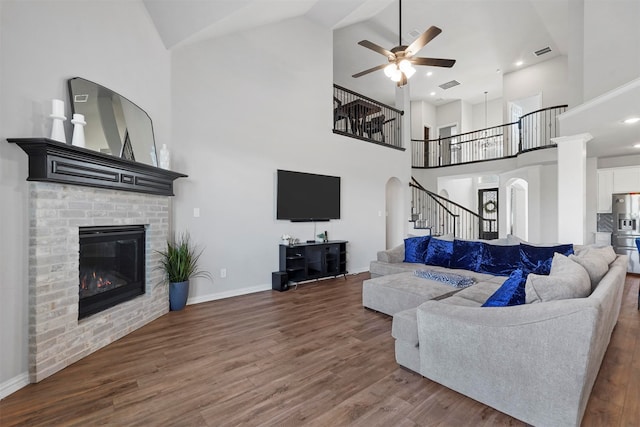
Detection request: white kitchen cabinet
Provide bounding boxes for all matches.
[597,169,614,213]
[598,167,640,213]
[612,167,640,193]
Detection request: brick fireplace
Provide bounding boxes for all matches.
[28,182,169,382]
[10,138,186,383]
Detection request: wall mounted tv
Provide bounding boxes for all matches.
[276,169,341,222]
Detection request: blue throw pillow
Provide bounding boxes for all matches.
[482,269,527,307]
[479,243,521,276]
[520,243,574,275]
[403,236,432,263]
[450,239,483,272]
[424,238,454,268]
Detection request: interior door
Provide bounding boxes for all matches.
[478,188,499,240]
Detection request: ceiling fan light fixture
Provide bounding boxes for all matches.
[384,63,396,78]
[390,68,403,82]
[404,65,416,78]
[398,59,412,73]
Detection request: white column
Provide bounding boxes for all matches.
[553,133,592,244]
[395,83,413,238]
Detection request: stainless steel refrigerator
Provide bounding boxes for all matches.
[611,193,640,273]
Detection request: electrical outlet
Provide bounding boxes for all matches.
[220,268,227,278]
[193,208,200,217]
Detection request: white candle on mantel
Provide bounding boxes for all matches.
[51,99,64,117]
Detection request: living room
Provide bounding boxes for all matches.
[1,0,639,424]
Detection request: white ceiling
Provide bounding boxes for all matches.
[144,0,570,106]
[333,0,569,106]
[142,0,639,159]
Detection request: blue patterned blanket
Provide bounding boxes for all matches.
[414,269,476,288]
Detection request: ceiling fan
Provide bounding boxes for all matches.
[352,0,456,86]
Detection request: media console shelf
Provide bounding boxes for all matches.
[275,241,347,289]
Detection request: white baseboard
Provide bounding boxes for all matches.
[187,283,272,305]
[0,372,29,400]
[186,270,369,306]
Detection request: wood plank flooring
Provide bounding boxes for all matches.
[1,272,638,426]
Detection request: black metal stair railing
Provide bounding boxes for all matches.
[333,84,404,150]
[410,177,497,240]
[412,104,568,168]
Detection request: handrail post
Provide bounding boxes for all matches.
[425,139,429,168]
[518,119,523,152]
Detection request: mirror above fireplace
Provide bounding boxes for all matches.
[68,77,158,167]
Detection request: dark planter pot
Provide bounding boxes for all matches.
[169,280,190,311]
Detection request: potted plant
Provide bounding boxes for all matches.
[157,233,211,311]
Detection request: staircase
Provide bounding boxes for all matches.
[410,177,497,240]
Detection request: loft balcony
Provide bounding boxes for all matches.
[412,105,567,168]
[333,84,404,151]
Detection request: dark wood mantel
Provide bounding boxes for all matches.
[7,138,187,196]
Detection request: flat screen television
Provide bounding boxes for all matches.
[276,169,340,222]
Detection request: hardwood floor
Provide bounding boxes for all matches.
[1,273,638,426]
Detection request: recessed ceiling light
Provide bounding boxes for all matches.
[624,117,640,124]
[515,60,524,67]
[634,143,640,149]
[426,71,433,77]
[496,68,501,73]
[430,91,436,96]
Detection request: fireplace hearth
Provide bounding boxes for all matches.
[79,225,146,319]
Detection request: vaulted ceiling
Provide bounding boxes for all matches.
[143,0,639,159]
[144,0,569,106]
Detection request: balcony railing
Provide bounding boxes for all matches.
[411,104,568,168]
[333,84,404,150]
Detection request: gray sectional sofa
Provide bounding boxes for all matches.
[363,237,628,427]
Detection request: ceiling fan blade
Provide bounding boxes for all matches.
[406,26,442,57]
[411,57,456,68]
[357,40,395,59]
[352,63,388,78]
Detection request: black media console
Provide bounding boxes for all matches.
[273,241,347,291]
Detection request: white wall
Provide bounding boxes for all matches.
[583,0,640,101]
[436,100,462,133]
[410,100,436,140]
[0,0,170,392]
[471,97,503,130]
[503,55,568,122]
[170,17,410,302]
[437,176,475,210]
[460,100,473,134]
[498,164,557,243]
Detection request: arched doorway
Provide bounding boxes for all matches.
[505,178,528,241]
[385,177,404,249]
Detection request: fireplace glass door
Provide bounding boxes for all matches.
[79,225,145,319]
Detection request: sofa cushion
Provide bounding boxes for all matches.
[450,239,484,271]
[479,243,521,276]
[574,245,617,265]
[424,237,454,268]
[403,236,431,263]
[481,269,527,307]
[362,272,461,315]
[569,252,609,291]
[438,280,505,307]
[520,243,574,275]
[525,253,591,303]
[377,243,404,263]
